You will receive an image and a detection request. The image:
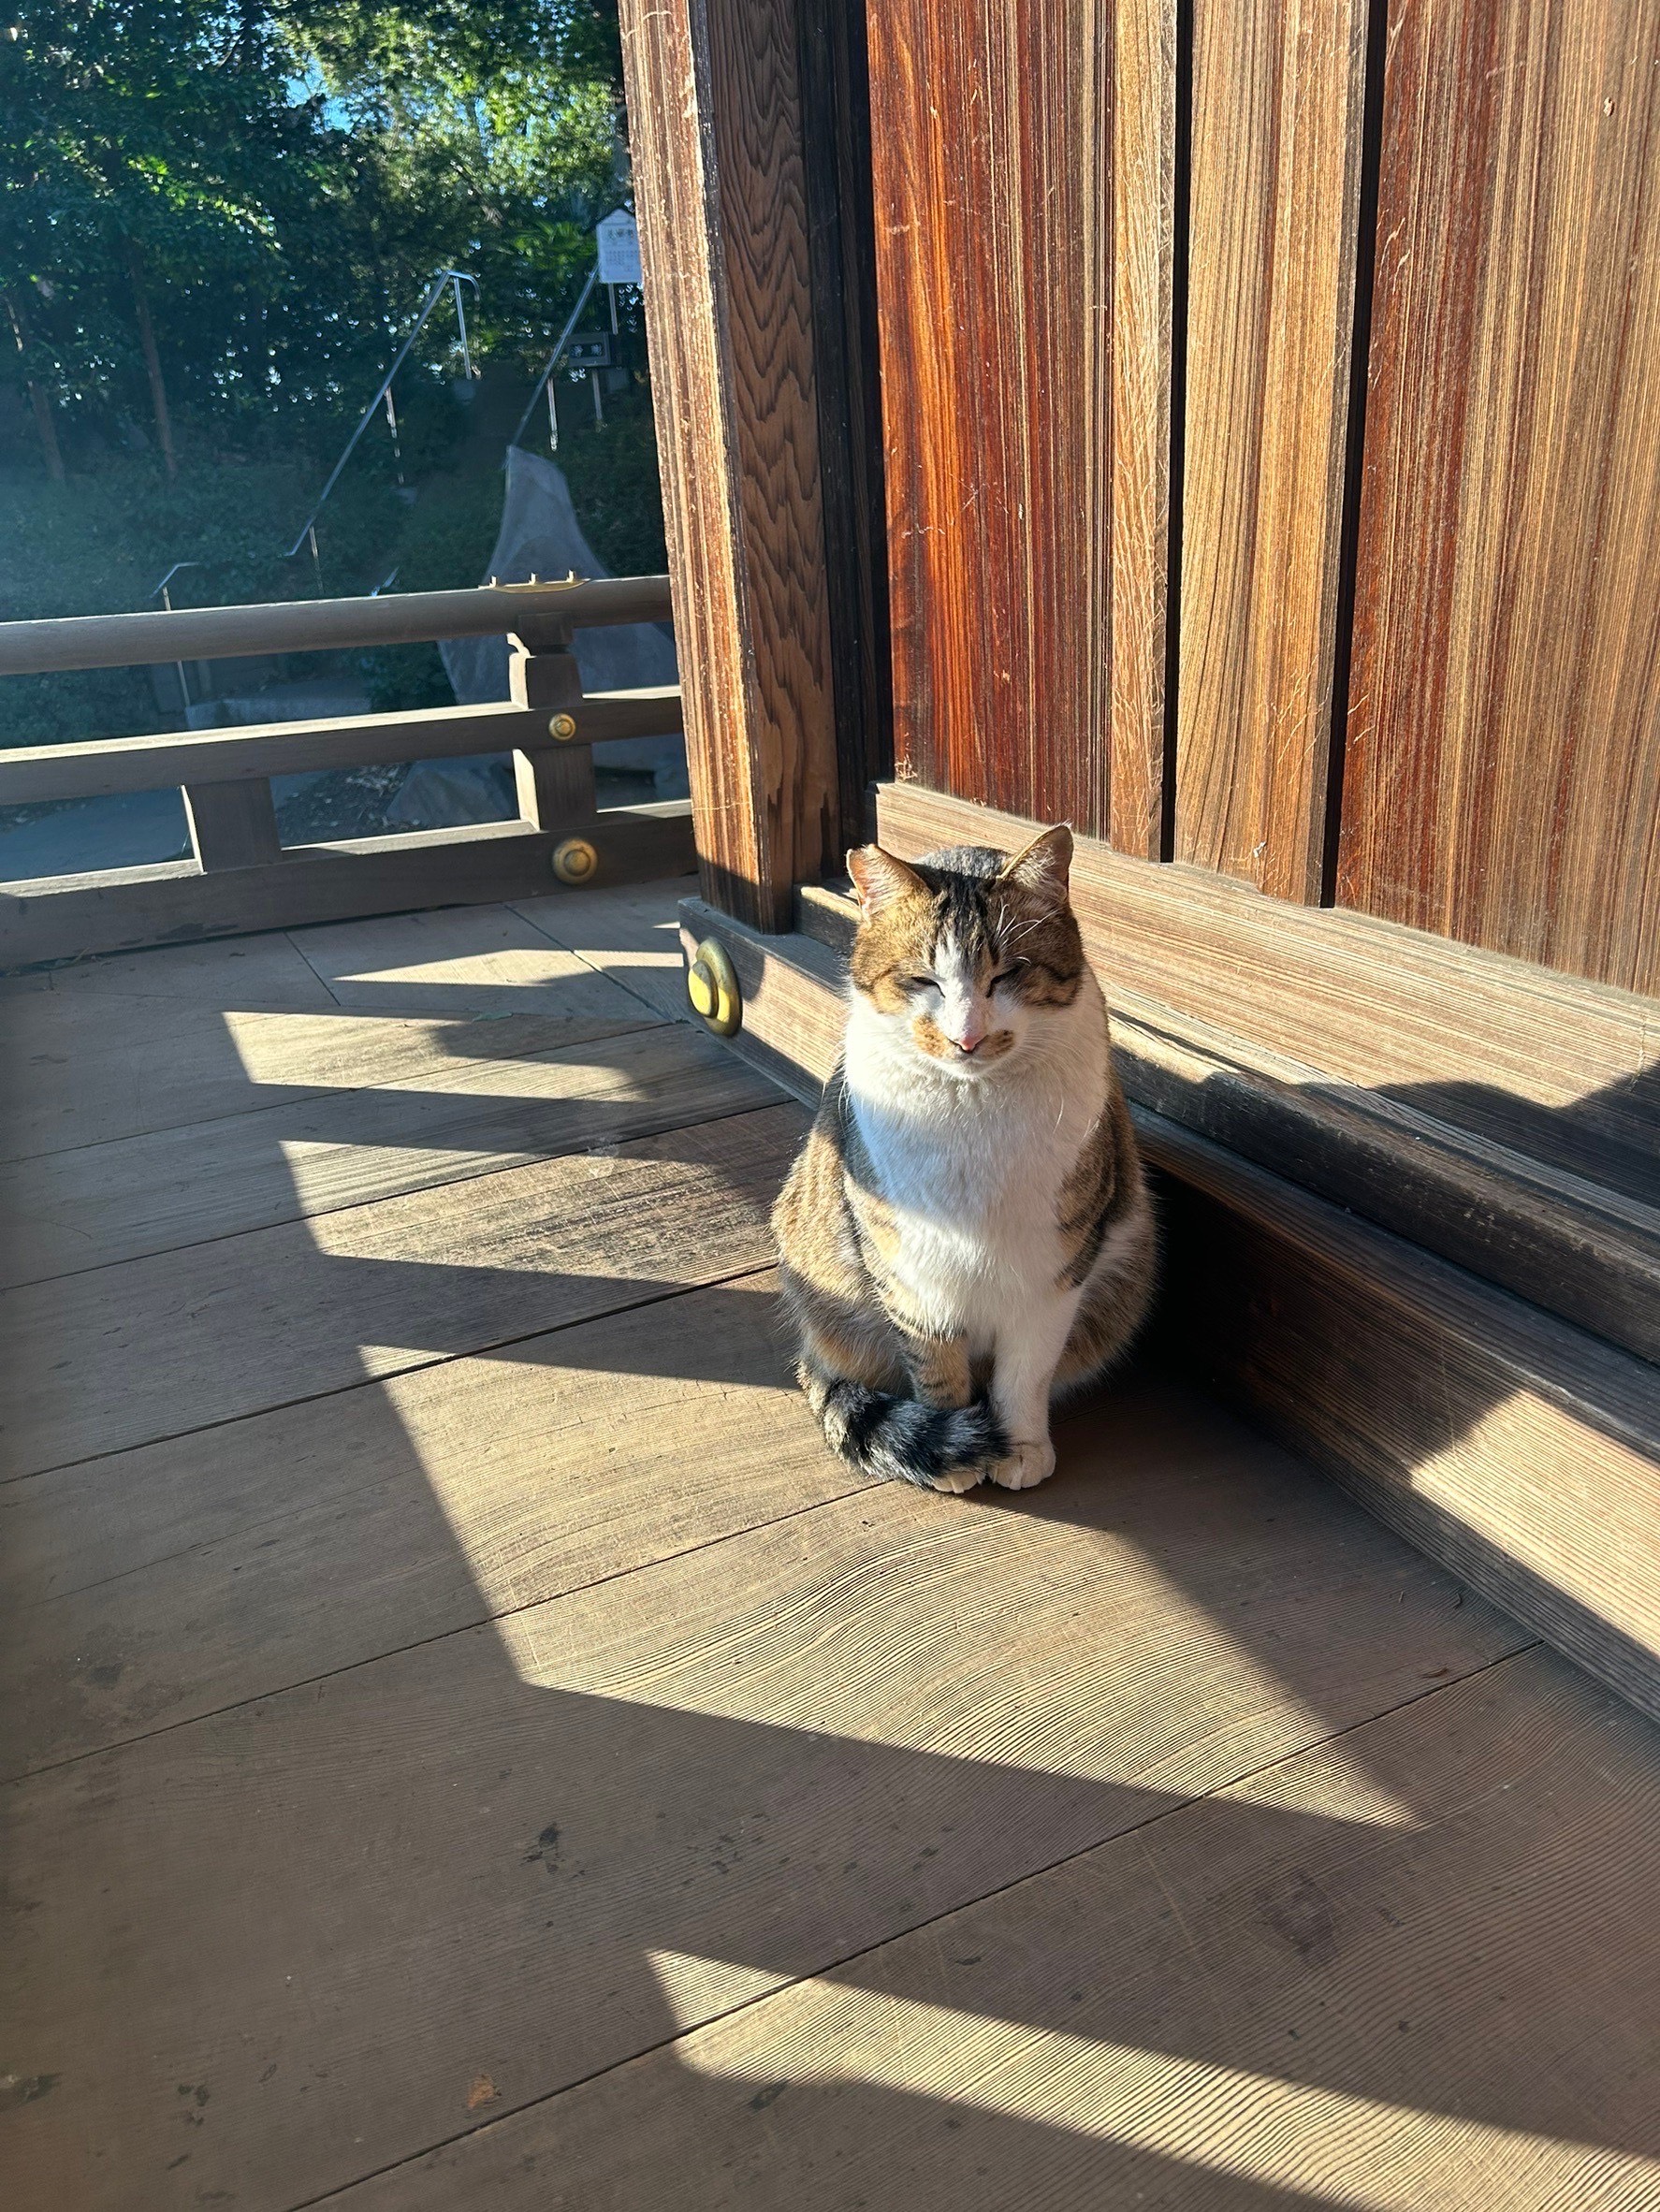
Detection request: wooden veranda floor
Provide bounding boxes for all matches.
[3,879,1659,2210]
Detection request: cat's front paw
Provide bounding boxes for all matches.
[989,1438,1056,1491]
[925,1462,985,1494]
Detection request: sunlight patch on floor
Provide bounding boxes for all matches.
[648,1954,1655,2209]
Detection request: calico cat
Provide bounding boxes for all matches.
[772,824,1156,1493]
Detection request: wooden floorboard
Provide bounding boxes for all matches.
[351,1645,1660,2212]
[0,992,653,1163]
[0,1099,802,1477]
[513,872,700,1025]
[0,1270,860,1778]
[0,1021,773,1286]
[5,879,1653,2212]
[0,1384,1528,2212]
[285,902,659,1018]
[1,927,338,1006]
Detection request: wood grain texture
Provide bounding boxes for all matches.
[868,0,1172,852]
[0,804,696,967]
[0,1272,864,1778]
[0,1385,1522,2209]
[1339,0,1660,995]
[0,1023,774,1286]
[514,873,701,1024]
[1151,1109,1660,1727]
[345,1648,1660,2212]
[0,993,648,1163]
[1176,0,1368,899]
[284,900,659,1016]
[0,1102,802,1477]
[618,0,839,929]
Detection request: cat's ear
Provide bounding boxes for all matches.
[847,844,925,915]
[999,823,1073,905]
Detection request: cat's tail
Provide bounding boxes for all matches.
[798,1361,1007,1492]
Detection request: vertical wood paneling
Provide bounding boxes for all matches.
[1340,0,1660,997]
[619,0,839,931]
[1174,0,1370,902]
[868,0,1173,853]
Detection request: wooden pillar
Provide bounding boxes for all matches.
[619,0,841,932]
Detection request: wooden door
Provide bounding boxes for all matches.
[864,0,1660,997]
[866,0,1174,858]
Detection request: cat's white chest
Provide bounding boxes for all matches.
[841,984,1106,1342]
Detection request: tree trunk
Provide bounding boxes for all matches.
[4,288,66,483]
[124,237,178,480]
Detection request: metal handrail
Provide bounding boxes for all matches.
[0,575,673,677]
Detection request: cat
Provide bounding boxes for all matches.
[772,823,1156,1493]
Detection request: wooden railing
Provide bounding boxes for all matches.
[0,577,692,967]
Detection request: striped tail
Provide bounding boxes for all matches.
[799,1361,1007,1491]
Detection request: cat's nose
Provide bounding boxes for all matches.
[954,1028,984,1055]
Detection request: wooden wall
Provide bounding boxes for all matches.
[866,0,1174,857]
[1338,0,1660,999]
[858,0,1660,1000]
[1173,0,1368,903]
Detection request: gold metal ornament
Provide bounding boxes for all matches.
[687,936,741,1036]
[548,711,578,741]
[551,837,599,885]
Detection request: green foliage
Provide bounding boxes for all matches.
[0,0,670,751]
[3,1,635,456]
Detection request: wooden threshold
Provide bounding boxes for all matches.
[677,895,1660,1729]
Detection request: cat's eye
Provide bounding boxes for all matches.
[903,973,940,993]
[990,961,1027,987]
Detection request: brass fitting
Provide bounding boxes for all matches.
[687,936,741,1036]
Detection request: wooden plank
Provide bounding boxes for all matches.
[1176,0,1368,900]
[867,0,1172,852]
[0,1386,1524,2208]
[664,899,1660,1723]
[5,927,337,1006]
[0,575,672,676]
[1149,1110,1660,1727]
[619,0,840,930]
[514,873,701,1024]
[0,1272,865,1777]
[0,1100,804,1478]
[0,1022,776,1287]
[1109,0,1180,855]
[285,900,658,1016]
[350,1648,1660,2211]
[0,996,648,1165]
[796,0,893,841]
[0,802,695,966]
[1340,0,1660,996]
[182,777,281,870]
[680,894,846,1106]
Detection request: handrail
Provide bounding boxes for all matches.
[0,575,674,677]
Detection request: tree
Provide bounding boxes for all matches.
[0,1,630,473]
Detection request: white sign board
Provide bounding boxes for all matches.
[596,210,642,288]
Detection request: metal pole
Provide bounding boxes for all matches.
[284,269,478,558]
[510,264,600,450]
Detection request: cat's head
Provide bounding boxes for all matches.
[845,824,1084,1077]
